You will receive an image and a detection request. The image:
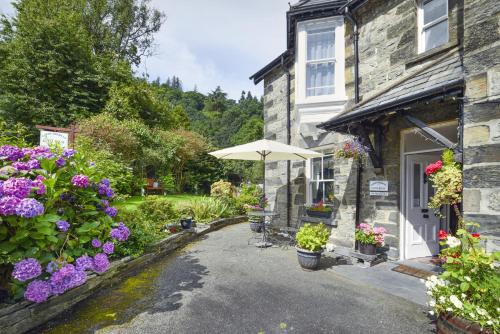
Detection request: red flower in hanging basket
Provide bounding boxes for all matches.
[471,233,480,238]
[438,230,448,240]
[425,160,443,176]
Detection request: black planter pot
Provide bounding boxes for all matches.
[359,243,376,255]
[296,247,322,270]
[249,221,263,233]
[306,210,332,219]
[180,218,192,230]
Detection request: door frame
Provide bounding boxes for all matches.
[399,120,457,260]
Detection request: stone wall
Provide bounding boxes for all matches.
[462,0,500,252]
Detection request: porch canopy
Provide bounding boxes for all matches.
[317,50,464,167]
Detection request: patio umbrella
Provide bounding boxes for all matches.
[209,139,322,246]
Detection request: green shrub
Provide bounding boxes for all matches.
[183,197,236,223]
[137,196,178,223]
[296,223,330,252]
[210,180,236,199]
[160,173,176,194]
[237,183,262,207]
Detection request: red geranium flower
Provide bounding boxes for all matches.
[438,230,448,240]
[471,233,480,238]
[425,160,443,176]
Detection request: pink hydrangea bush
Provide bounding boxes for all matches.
[355,223,386,246]
[0,145,130,303]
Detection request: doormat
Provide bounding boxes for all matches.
[392,264,435,279]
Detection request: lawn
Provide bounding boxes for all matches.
[113,194,202,211]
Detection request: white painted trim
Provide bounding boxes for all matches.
[295,16,346,106]
[417,0,449,53]
[399,120,457,260]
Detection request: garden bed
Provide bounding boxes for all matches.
[0,216,246,334]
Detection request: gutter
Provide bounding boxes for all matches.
[280,55,292,228]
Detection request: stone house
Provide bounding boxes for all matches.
[250,0,499,260]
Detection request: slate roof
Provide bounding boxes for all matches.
[290,0,345,9]
[319,52,464,130]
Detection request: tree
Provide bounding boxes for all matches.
[82,0,165,65]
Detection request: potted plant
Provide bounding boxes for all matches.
[355,223,386,255]
[295,223,330,270]
[244,196,268,232]
[335,138,370,159]
[305,200,333,218]
[180,217,193,230]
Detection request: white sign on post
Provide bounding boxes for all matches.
[39,130,69,149]
[369,180,389,196]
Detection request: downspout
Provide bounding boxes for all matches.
[345,7,363,239]
[281,54,292,228]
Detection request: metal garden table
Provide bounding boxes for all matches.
[247,211,280,248]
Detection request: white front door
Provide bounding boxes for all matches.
[405,153,441,259]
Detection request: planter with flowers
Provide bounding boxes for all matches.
[335,138,370,160]
[355,223,386,255]
[305,200,333,219]
[244,197,268,232]
[0,145,130,304]
[295,223,330,270]
[424,150,499,333]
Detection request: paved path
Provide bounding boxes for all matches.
[37,223,434,334]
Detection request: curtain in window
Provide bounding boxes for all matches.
[306,27,335,97]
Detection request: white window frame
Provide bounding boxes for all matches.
[296,17,346,105]
[417,0,449,53]
[306,155,335,204]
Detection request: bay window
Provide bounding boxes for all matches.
[296,17,345,104]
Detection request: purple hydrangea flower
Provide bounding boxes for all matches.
[75,255,94,271]
[15,198,44,218]
[32,176,46,195]
[27,159,41,169]
[98,183,114,198]
[55,157,66,167]
[12,161,30,171]
[0,196,21,216]
[93,253,110,274]
[12,258,42,282]
[49,264,87,295]
[24,280,52,303]
[100,179,110,187]
[46,261,59,273]
[56,220,70,232]
[104,207,118,217]
[0,180,3,196]
[102,242,114,255]
[91,238,101,248]
[62,148,76,158]
[100,199,110,208]
[0,145,24,161]
[26,146,54,159]
[110,223,130,242]
[71,174,89,188]
[2,177,32,198]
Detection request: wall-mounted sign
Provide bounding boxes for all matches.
[40,130,69,149]
[370,180,388,196]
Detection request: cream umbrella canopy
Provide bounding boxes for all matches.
[210,139,322,246]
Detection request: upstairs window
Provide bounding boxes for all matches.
[306,27,335,96]
[296,17,345,104]
[418,0,449,53]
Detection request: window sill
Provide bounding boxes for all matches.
[405,42,458,68]
[296,95,347,107]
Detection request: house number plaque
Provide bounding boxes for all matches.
[369,181,389,196]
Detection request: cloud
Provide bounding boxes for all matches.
[1,0,291,99]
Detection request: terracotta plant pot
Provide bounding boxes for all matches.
[306,209,332,219]
[359,243,376,255]
[437,313,493,334]
[296,247,323,270]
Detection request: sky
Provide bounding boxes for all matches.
[0,0,291,99]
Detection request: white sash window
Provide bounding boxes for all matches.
[418,0,449,53]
